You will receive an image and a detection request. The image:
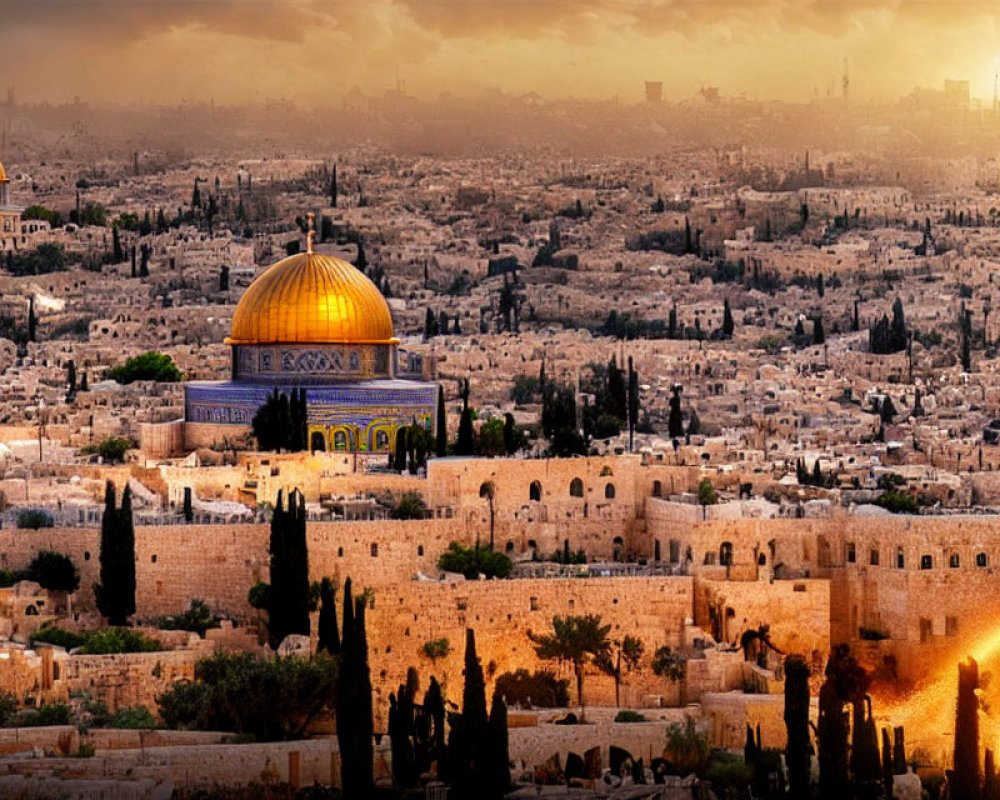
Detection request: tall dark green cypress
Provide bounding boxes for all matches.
[627,357,638,452]
[317,577,339,656]
[267,489,310,649]
[487,688,511,798]
[394,427,408,472]
[448,628,490,798]
[784,654,811,799]
[330,164,338,207]
[722,297,734,337]
[337,578,374,795]
[112,225,123,263]
[436,385,447,457]
[95,482,136,626]
[953,658,981,800]
[27,296,36,343]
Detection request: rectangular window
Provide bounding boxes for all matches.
[946,616,958,637]
[869,549,880,566]
[846,544,856,563]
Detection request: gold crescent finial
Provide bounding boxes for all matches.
[306,212,315,254]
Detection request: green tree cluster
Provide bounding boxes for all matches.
[437,543,512,579]
[494,669,570,708]
[106,352,182,384]
[4,243,66,276]
[157,651,336,741]
[530,614,611,718]
[26,551,79,592]
[251,387,309,453]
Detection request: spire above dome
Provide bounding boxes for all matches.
[226,251,397,346]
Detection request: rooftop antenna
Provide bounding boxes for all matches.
[306,211,315,254]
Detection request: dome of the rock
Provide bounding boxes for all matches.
[226,252,397,345]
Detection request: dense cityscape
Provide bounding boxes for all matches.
[4,3,1000,798]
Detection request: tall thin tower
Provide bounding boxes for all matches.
[842,58,849,104]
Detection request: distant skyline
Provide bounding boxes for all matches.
[4,1,1000,106]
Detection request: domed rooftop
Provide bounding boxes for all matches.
[226,252,397,346]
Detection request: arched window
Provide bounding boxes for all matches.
[569,478,584,497]
[896,548,905,569]
[604,483,616,500]
[869,549,879,566]
[375,430,389,450]
[417,545,424,557]
[600,466,613,476]
[719,542,734,567]
[333,430,348,450]
[310,431,326,452]
[529,481,542,502]
[977,552,989,568]
[337,547,344,557]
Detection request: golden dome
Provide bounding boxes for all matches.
[226,252,397,345]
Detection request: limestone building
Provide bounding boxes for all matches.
[184,229,437,453]
[0,161,22,252]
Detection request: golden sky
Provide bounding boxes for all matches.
[4,0,1000,105]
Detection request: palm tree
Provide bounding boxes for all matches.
[529,614,610,720]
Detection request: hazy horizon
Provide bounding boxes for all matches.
[4,1,1000,107]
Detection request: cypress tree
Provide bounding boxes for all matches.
[394,427,408,472]
[784,655,811,799]
[487,689,511,798]
[448,628,490,798]
[27,296,36,343]
[436,385,447,457]
[112,225,123,263]
[953,658,981,800]
[330,164,338,207]
[95,482,136,626]
[130,244,137,278]
[627,357,639,452]
[813,316,825,345]
[316,576,339,656]
[337,578,374,795]
[66,360,77,395]
[722,298,734,337]
[882,728,894,800]
[668,385,684,439]
[219,265,230,292]
[668,304,677,339]
[267,489,310,649]
[456,409,475,456]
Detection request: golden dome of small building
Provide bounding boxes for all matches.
[184,238,437,455]
[226,252,398,346]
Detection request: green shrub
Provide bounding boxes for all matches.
[247,582,271,611]
[614,710,646,723]
[109,705,158,729]
[17,702,71,727]
[74,742,96,757]
[494,668,570,708]
[79,628,162,655]
[874,490,918,514]
[0,569,28,588]
[95,437,135,463]
[16,509,54,529]
[149,599,221,636]
[390,492,428,520]
[651,645,685,681]
[437,542,512,579]
[422,638,451,661]
[705,751,754,793]
[26,551,80,592]
[106,352,182,384]
[31,625,86,650]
